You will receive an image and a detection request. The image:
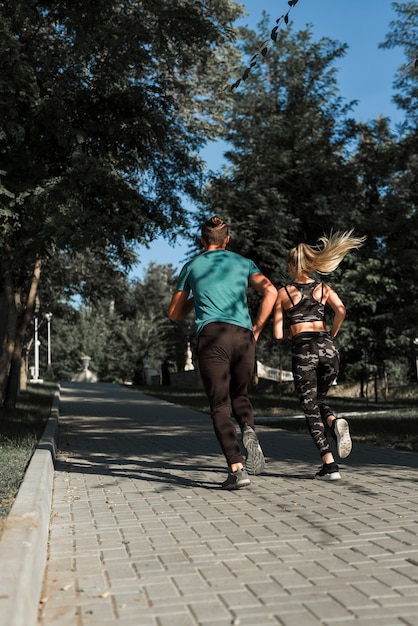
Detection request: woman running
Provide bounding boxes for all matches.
[273,231,365,480]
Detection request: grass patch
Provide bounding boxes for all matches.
[0,383,57,518]
[139,385,418,452]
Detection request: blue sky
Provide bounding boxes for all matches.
[132,0,406,280]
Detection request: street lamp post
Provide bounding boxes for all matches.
[414,339,418,383]
[34,316,40,381]
[44,313,52,366]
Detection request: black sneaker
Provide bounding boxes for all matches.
[332,418,352,459]
[315,462,341,481]
[242,425,265,475]
[222,468,251,490]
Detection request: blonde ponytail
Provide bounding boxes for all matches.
[289,230,366,275]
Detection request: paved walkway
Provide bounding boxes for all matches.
[38,382,418,626]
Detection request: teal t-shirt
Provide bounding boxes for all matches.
[176,250,260,335]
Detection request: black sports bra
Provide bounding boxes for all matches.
[284,281,325,326]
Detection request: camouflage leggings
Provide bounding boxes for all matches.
[291,332,340,458]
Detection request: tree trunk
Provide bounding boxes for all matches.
[4,256,42,408]
[0,271,18,407]
[20,363,28,392]
[20,343,30,393]
[360,368,365,398]
[383,368,389,401]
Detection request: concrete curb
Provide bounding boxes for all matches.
[0,387,60,626]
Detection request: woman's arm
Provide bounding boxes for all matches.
[273,289,289,340]
[326,287,346,338]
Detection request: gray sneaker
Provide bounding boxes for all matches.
[242,425,265,475]
[222,468,251,490]
[332,418,352,459]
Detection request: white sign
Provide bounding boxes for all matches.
[256,361,293,382]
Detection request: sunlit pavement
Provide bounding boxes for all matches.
[35,382,418,625]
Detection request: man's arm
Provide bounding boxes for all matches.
[249,273,278,341]
[168,290,194,321]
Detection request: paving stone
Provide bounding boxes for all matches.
[277,612,323,626]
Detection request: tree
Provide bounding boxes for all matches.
[380,1,418,128]
[118,263,194,378]
[336,118,415,391]
[0,0,244,406]
[376,1,418,380]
